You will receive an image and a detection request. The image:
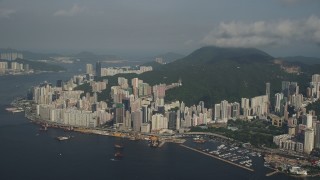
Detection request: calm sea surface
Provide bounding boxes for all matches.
[0,63,307,180]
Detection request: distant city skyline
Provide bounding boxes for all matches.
[0,0,320,57]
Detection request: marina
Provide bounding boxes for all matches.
[180,144,255,172]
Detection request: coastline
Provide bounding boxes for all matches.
[10,98,320,178]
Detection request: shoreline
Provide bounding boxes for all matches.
[9,99,320,178]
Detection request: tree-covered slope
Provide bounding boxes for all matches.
[138,46,294,105]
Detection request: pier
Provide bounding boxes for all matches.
[180,144,254,172]
[266,170,279,177]
[158,141,166,148]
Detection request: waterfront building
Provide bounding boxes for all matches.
[132,110,142,132]
[0,62,8,69]
[115,104,124,124]
[141,123,150,133]
[11,62,22,71]
[63,109,97,128]
[273,134,304,153]
[151,113,168,131]
[176,110,181,130]
[96,110,112,125]
[184,114,192,128]
[24,64,29,72]
[167,111,176,130]
[0,51,23,61]
[304,128,314,154]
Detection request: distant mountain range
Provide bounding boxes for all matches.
[153,52,185,62]
[136,46,320,106]
[73,51,121,63]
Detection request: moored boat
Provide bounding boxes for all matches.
[56,136,71,141]
[39,126,47,131]
[193,139,206,143]
[114,152,124,159]
[114,144,124,149]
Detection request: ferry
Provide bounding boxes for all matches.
[6,107,24,113]
[114,144,124,149]
[129,137,138,141]
[114,152,124,159]
[39,126,47,131]
[56,136,71,141]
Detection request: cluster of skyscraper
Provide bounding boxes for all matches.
[0,61,30,75]
[272,74,320,154]
[31,59,320,153]
[31,80,111,128]
[0,50,23,61]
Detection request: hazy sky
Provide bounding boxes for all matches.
[0,0,320,57]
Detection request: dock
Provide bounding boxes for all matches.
[158,141,166,147]
[180,144,254,172]
[266,170,279,177]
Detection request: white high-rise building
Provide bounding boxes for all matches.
[214,104,221,121]
[151,113,168,131]
[241,98,251,116]
[275,93,284,113]
[312,74,320,83]
[251,95,268,116]
[310,74,320,99]
[304,128,314,154]
[306,114,313,128]
[86,64,94,75]
[231,102,240,119]
[220,100,229,123]
[266,82,270,102]
[291,94,303,109]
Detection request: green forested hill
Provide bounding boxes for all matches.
[137,46,310,106]
[93,46,320,106]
